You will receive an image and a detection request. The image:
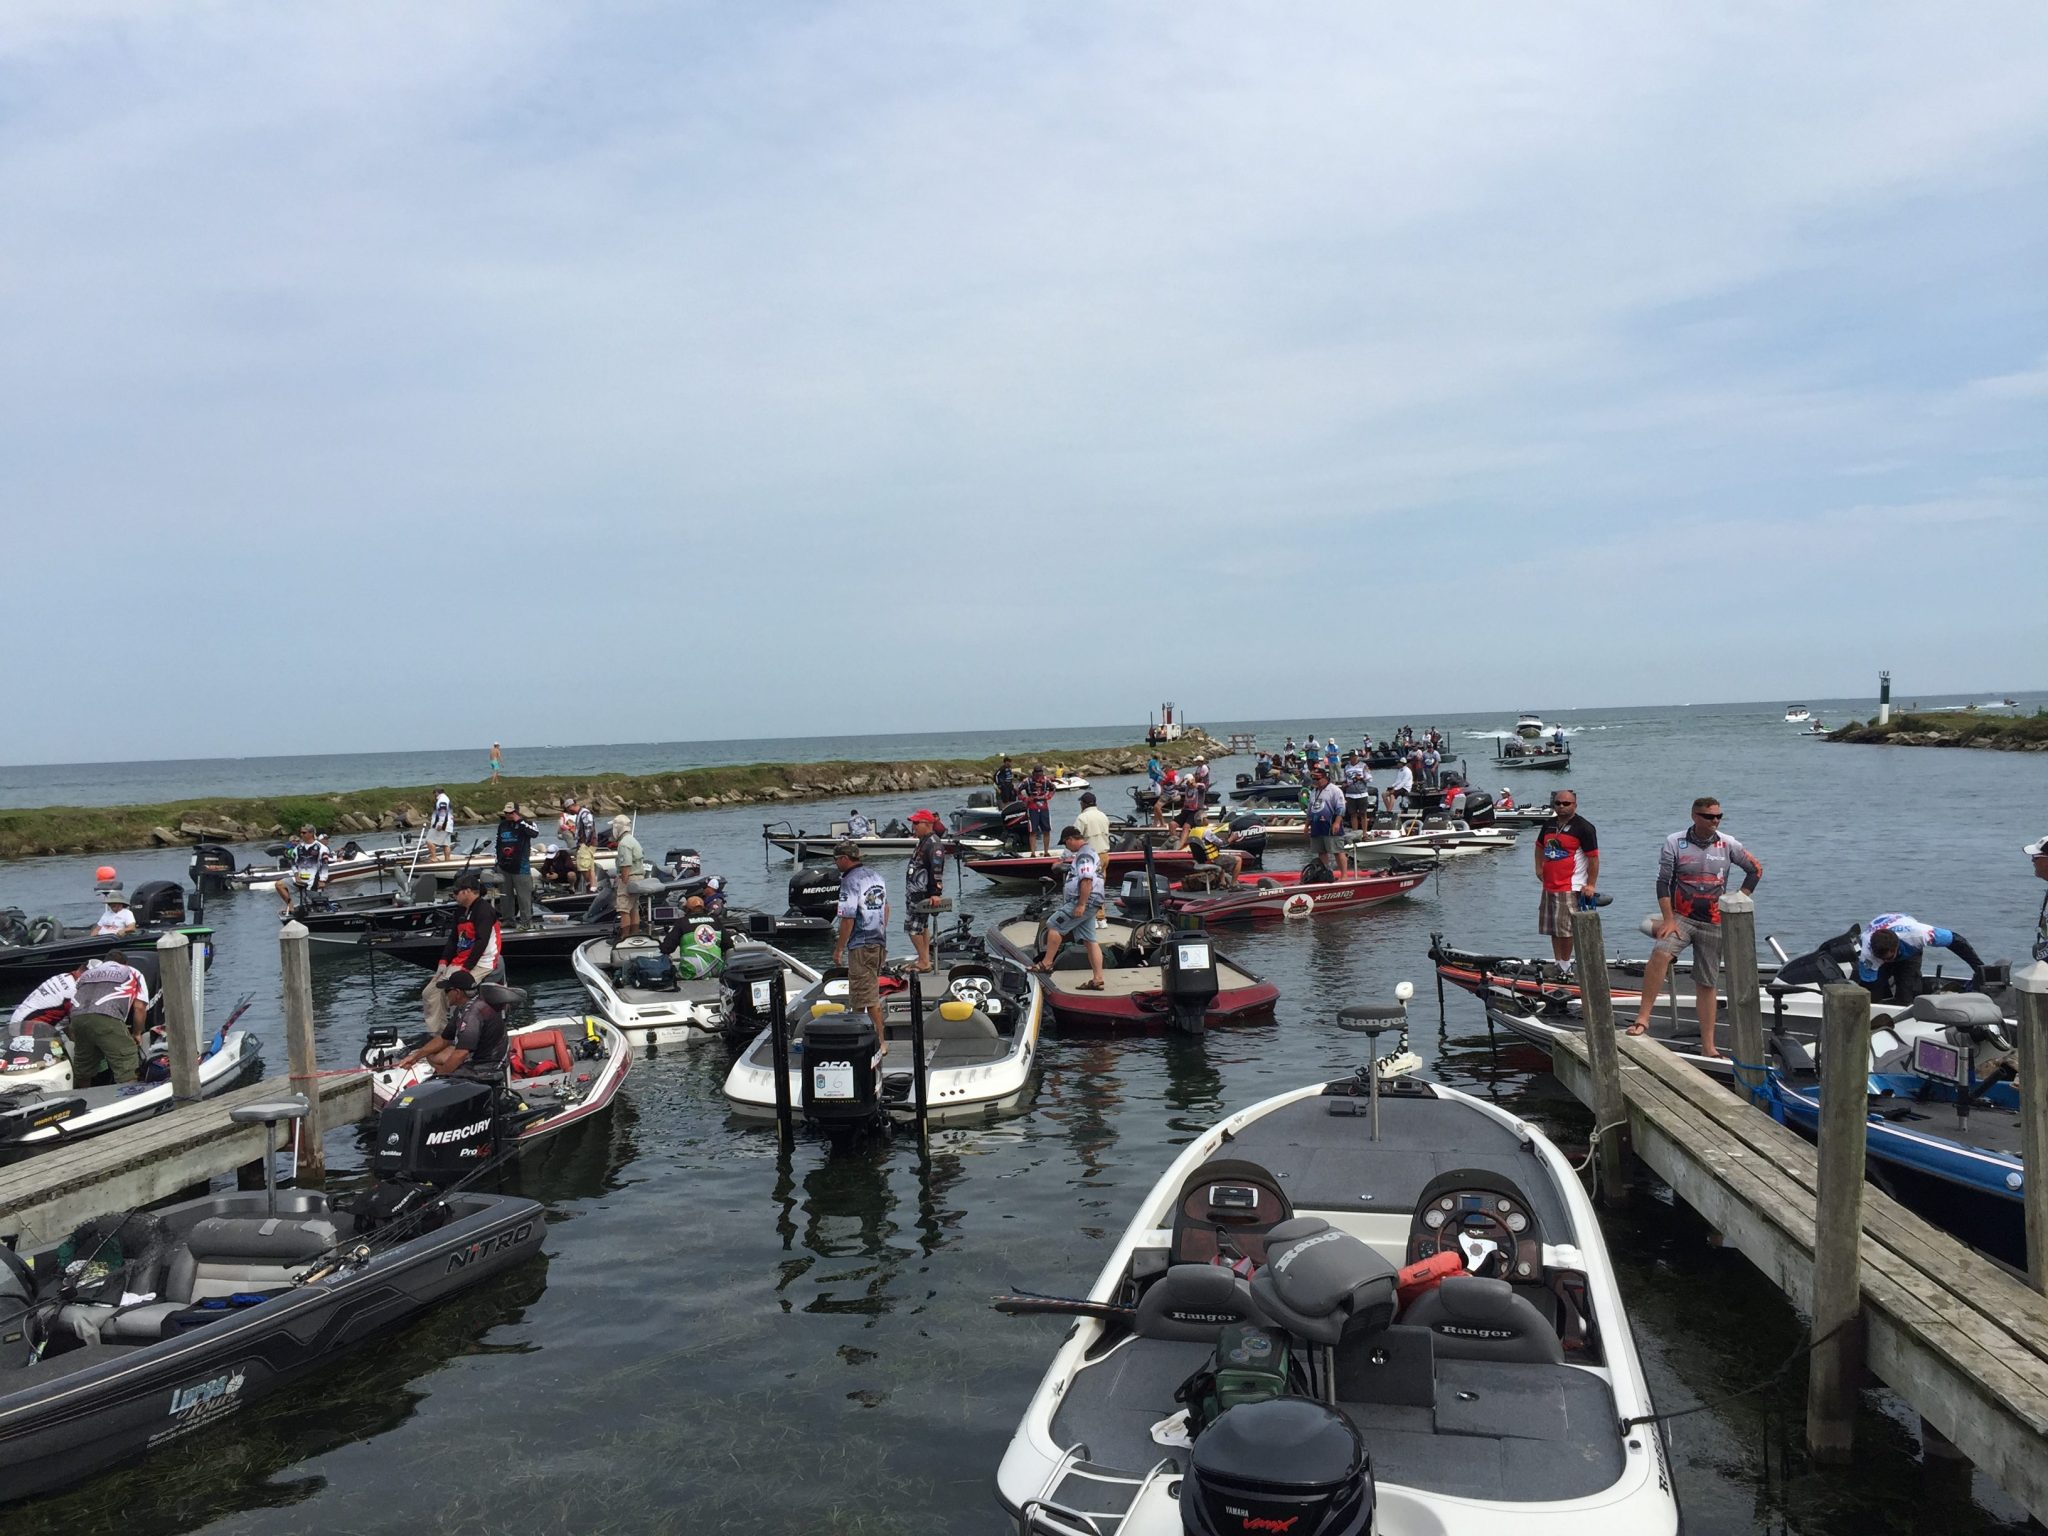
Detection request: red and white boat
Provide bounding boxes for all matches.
[365,1013,631,1147]
[963,847,1201,887]
[1129,865,1430,924]
[986,916,1279,1033]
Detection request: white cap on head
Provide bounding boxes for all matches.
[2027,835,2048,858]
[611,814,632,833]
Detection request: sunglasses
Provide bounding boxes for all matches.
[1696,811,1723,820]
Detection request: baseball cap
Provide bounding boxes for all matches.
[833,840,863,861]
[437,969,477,992]
[908,809,941,825]
[1059,824,1084,841]
[2027,835,2048,857]
[453,872,484,893]
[502,801,518,815]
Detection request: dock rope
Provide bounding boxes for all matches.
[1618,1316,1857,1434]
[1571,1121,1628,1175]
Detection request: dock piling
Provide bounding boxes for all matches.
[156,932,202,1105]
[1807,983,1872,1462]
[1720,893,1766,1100]
[1569,907,1629,1205]
[2015,960,2048,1293]
[279,920,325,1186]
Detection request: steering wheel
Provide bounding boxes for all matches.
[1417,1194,1525,1279]
[949,976,993,1007]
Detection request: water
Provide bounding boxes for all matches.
[5,703,2044,1533]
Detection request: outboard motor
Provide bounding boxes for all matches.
[788,863,841,921]
[1131,786,1161,818]
[1182,1398,1375,1536]
[720,947,789,1036]
[1458,788,1495,827]
[189,844,237,896]
[1117,871,1176,920]
[369,1077,498,1184]
[1160,929,1221,1034]
[799,1003,884,1130]
[129,880,191,926]
[966,788,996,809]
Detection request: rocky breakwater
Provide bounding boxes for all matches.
[1827,710,2048,752]
[0,733,1233,861]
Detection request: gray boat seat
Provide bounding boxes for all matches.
[1134,1264,1259,1341]
[229,1097,309,1126]
[1399,1275,1563,1364]
[1250,1217,1398,1347]
[1902,991,2007,1039]
[60,1215,340,1343]
[924,1001,999,1041]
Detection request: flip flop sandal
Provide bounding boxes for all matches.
[1077,980,1106,991]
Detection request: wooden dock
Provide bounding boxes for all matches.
[0,1072,372,1249]
[1547,1025,2048,1521]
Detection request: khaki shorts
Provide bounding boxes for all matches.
[575,845,596,873]
[847,944,884,1009]
[1653,914,1724,990]
[615,883,636,915]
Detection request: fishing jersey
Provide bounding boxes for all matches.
[440,898,503,975]
[837,864,890,948]
[1855,914,1979,982]
[11,971,77,1028]
[1308,783,1346,835]
[73,961,145,1021]
[1023,775,1054,813]
[1536,815,1599,894]
[285,838,332,889]
[1062,846,1104,909]
[2035,891,2047,963]
[847,812,873,838]
[441,994,507,1067]
[906,834,945,902]
[995,766,1019,802]
[1180,779,1206,814]
[559,808,596,849]
[494,818,537,874]
[672,923,724,981]
[1655,830,1761,925]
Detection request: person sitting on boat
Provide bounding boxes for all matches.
[1023,765,1056,855]
[1854,915,1987,1003]
[1382,758,1413,818]
[393,970,509,1084]
[424,788,455,857]
[91,888,137,936]
[697,874,728,916]
[1035,826,1105,989]
[1254,751,1271,780]
[1498,787,1515,811]
[664,912,725,980]
[67,954,148,1085]
[1187,825,1245,883]
[272,825,332,916]
[846,808,873,839]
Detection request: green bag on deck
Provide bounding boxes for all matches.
[1174,1323,1293,1434]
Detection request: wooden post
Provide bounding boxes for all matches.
[1807,983,1872,1462]
[1570,907,1629,1206]
[1720,892,1766,1101]
[2014,960,2048,1293]
[155,932,202,1104]
[279,920,325,1186]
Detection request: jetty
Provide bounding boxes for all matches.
[1547,903,2048,1520]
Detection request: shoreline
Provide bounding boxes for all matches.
[1826,710,2048,752]
[0,734,1226,861]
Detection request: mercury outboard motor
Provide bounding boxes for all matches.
[1458,788,1495,827]
[369,1077,498,1185]
[1160,928,1221,1034]
[788,863,841,921]
[189,844,236,896]
[1182,1397,1374,1536]
[799,1004,884,1130]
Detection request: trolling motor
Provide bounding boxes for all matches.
[1160,928,1221,1034]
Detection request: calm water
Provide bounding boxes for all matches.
[5,701,2044,1534]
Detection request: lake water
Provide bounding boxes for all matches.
[4,700,2044,1534]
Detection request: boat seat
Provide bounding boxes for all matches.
[1399,1275,1563,1364]
[925,1001,999,1041]
[60,1216,340,1343]
[510,1028,574,1079]
[1901,991,2007,1039]
[1250,1217,1399,1347]
[1133,1264,1260,1341]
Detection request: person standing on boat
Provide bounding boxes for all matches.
[1075,791,1113,857]
[1023,765,1056,855]
[560,796,599,891]
[494,803,540,930]
[1420,745,1440,788]
[995,755,1020,807]
[1306,765,1350,876]
[1534,792,1598,969]
[1036,826,1105,989]
[428,873,502,1033]
[610,814,648,938]
[830,840,890,1052]
[395,970,509,1083]
[91,888,137,937]
[2029,834,2048,961]
[1342,756,1375,834]
[67,954,148,1085]
[904,810,947,974]
[1854,915,1986,1003]
[1628,798,1761,1058]
[272,824,331,916]
[425,788,455,859]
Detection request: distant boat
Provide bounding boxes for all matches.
[2003,697,2019,708]
[1513,712,1547,739]
[1785,705,1811,723]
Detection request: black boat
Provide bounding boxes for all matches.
[0,883,209,995]
[295,872,703,955]
[0,1092,544,1504]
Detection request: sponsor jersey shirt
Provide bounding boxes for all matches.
[1656,830,1762,925]
[1856,914,1954,980]
[906,835,945,901]
[838,864,890,948]
[73,961,145,1020]
[495,819,537,874]
[286,838,332,887]
[11,971,78,1027]
[1062,846,1104,908]
[442,898,503,975]
[1537,814,1599,894]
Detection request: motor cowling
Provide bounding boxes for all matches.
[1160,929,1221,1034]
[1181,1397,1374,1536]
[788,863,840,919]
[189,844,237,894]
[799,1005,883,1127]
[1459,789,1495,826]
[721,948,789,1034]
[370,1077,499,1186]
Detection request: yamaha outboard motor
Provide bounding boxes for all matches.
[1160,928,1221,1034]
[799,1004,884,1130]
[189,844,237,896]
[788,863,841,921]
[130,880,192,925]
[1182,1398,1374,1536]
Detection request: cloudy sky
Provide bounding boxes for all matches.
[3,3,2043,762]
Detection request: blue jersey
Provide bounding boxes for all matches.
[837,865,890,949]
[1856,914,1954,981]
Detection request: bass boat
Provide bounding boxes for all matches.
[987,916,1278,1033]
[1115,866,1431,924]
[995,984,1677,1536]
[572,924,822,1048]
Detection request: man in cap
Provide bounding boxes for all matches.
[1306,763,1350,875]
[428,872,502,1033]
[611,814,648,937]
[1022,764,1055,855]
[904,810,947,973]
[91,887,137,937]
[2030,833,2048,962]
[560,795,599,891]
[494,803,540,930]
[272,824,332,916]
[393,970,509,1083]
[831,841,890,1051]
[1074,791,1113,857]
[1037,825,1105,988]
[67,953,148,1085]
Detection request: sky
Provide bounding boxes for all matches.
[2,3,2044,763]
